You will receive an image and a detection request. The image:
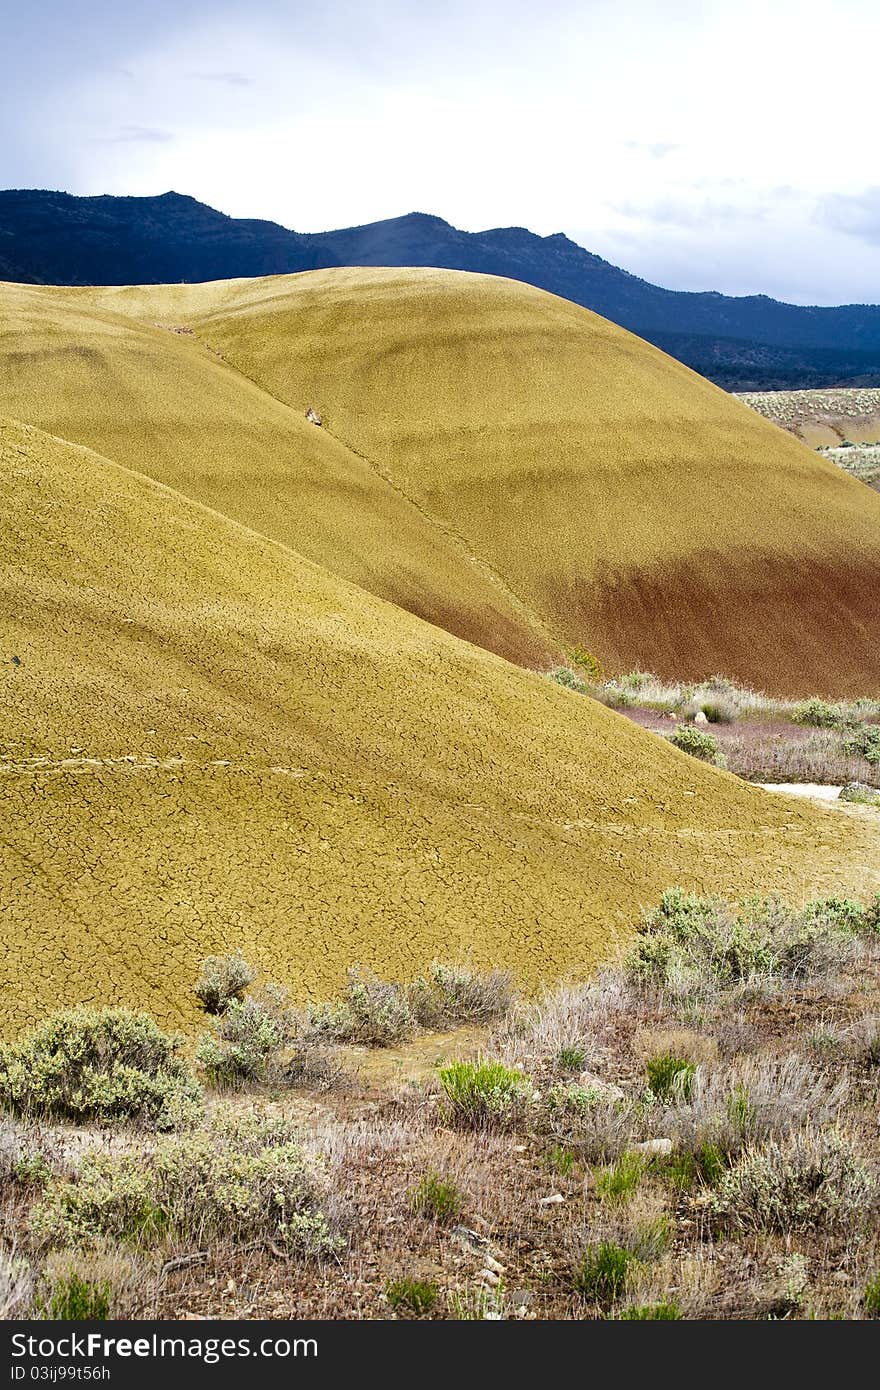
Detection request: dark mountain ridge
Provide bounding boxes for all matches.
[3,188,879,389]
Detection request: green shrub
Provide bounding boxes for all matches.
[31,1112,338,1256]
[385,1278,439,1316]
[39,1271,110,1321]
[618,1300,682,1319]
[557,1044,588,1073]
[669,725,725,766]
[409,1172,464,1224]
[196,985,294,1086]
[618,670,655,693]
[839,782,880,806]
[594,1150,645,1204]
[712,1128,874,1234]
[548,666,586,692]
[438,1060,535,1128]
[573,1242,639,1309]
[663,1143,726,1192]
[194,953,257,1014]
[841,724,880,765]
[801,897,871,935]
[863,1273,880,1317]
[548,1144,576,1176]
[309,969,416,1047]
[792,698,845,729]
[568,646,603,681]
[626,889,867,997]
[0,1008,203,1130]
[646,1054,697,1102]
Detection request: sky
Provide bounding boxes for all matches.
[4,0,880,305]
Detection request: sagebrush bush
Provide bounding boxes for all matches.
[792,698,846,729]
[409,962,515,1029]
[194,953,257,1015]
[842,724,880,765]
[438,1060,535,1129]
[31,1112,339,1256]
[669,725,726,766]
[0,1009,203,1130]
[309,969,416,1047]
[548,666,587,692]
[626,889,866,998]
[409,1172,464,1224]
[310,964,515,1045]
[711,1127,874,1234]
[839,781,880,806]
[196,984,294,1086]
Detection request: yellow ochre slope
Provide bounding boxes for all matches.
[70,266,880,698]
[0,280,557,668]
[1,415,878,1033]
[4,270,880,693]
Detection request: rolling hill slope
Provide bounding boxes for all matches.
[2,414,878,1034]
[60,267,880,698]
[0,280,557,667]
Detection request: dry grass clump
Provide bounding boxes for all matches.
[0,1248,32,1318]
[724,729,880,787]
[596,671,784,720]
[493,971,630,1075]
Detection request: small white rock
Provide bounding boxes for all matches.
[694,710,709,726]
[576,1072,625,1102]
[633,1137,673,1156]
[540,1192,565,1205]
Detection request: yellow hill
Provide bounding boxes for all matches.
[78,267,880,698]
[3,269,880,694]
[0,281,556,668]
[1,414,878,1035]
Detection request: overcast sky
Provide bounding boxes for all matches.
[4,0,880,304]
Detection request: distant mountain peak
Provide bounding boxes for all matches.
[1,188,879,389]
